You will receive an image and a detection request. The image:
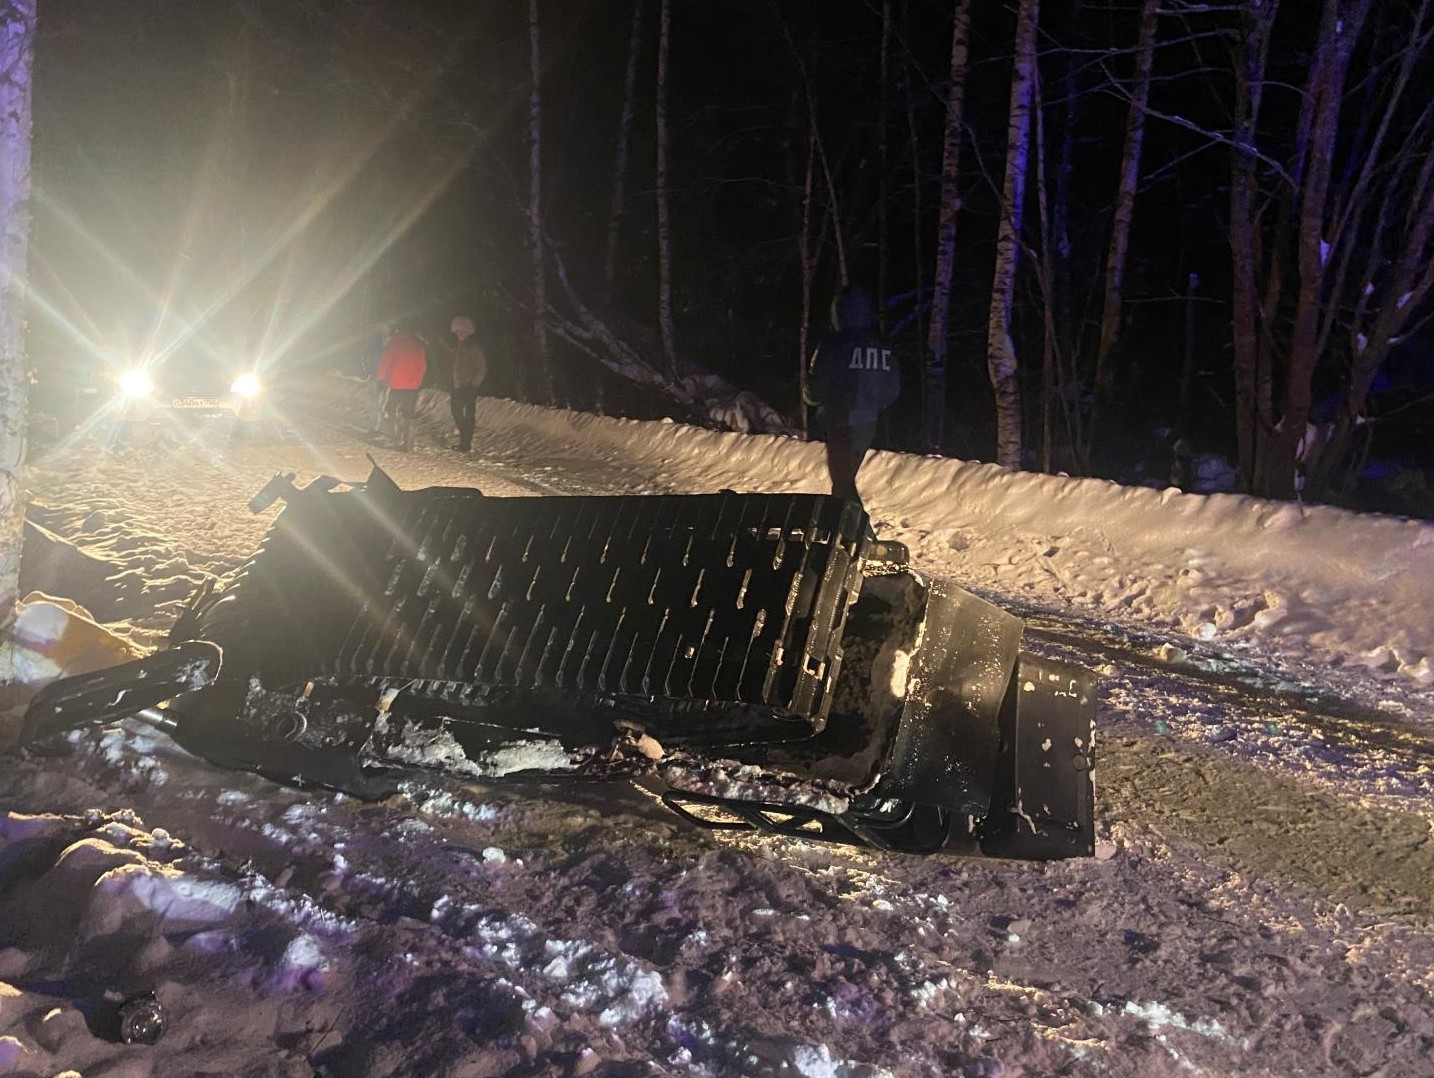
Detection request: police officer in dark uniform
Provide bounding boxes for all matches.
[803,284,901,507]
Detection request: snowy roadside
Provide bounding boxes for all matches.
[0,375,1432,1076]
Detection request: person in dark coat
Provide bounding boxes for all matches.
[803,284,900,507]
[447,315,488,452]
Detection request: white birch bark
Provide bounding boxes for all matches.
[0,0,34,682]
[923,0,972,455]
[983,0,1038,469]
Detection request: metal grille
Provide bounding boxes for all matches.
[330,492,869,723]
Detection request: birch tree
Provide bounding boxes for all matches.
[1300,0,1434,498]
[1227,0,1275,491]
[603,0,645,299]
[0,0,33,682]
[984,0,1039,469]
[923,0,972,455]
[1274,0,1370,496]
[1225,0,1434,500]
[527,0,553,402]
[655,0,676,379]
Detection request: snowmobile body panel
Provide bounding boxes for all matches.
[867,581,1023,816]
[17,466,1099,860]
[980,653,1097,859]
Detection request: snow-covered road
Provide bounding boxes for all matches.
[3,378,1433,1077]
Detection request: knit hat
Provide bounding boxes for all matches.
[451,316,475,337]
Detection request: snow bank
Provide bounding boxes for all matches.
[437,385,1434,690]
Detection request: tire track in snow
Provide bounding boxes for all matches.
[1096,732,1434,918]
[1003,607,1434,921]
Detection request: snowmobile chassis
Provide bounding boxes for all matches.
[20,465,1096,860]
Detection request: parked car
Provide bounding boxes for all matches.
[110,338,269,432]
[34,330,284,444]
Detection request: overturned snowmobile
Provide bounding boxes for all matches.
[22,466,1096,859]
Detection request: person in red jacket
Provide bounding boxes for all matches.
[375,326,427,450]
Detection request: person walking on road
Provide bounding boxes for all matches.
[447,315,488,452]
[361,321,392,435]
[375,325,427,451]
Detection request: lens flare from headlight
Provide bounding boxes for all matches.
[230,372,261,399]
[119,368,154,398]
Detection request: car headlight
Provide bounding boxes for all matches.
[230,372,261,399]
[119,368,155,398]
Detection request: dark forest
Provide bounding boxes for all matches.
[28,0,1434,514]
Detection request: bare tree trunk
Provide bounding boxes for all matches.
[527,0,553,402]
[902,0,927,444]
[1088,0,1158,449]
[1311,85,1434,493]
[798,119,848,291]
[655,0,676,380]
[1034,64,1058,474]
[923,0,972,454]
[775,14,849,288]
[984,0,1039,469]
[1261,0,1371,497]
[548,247,676,391]
[816,124,848,290]
[1318,2,1428,357]
[1222,0,1432,501]
[1228,0,1275,491]
[798,126,816,439]
[603,0,645,299]
[0,2,32,682]
[1176,271,1199,436]
[877,0,891,333]
[1051,1,1079,374]
[0,0,32,682]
